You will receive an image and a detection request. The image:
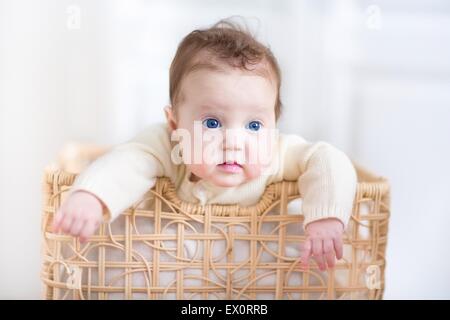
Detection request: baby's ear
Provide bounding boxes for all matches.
[164,105,177,131]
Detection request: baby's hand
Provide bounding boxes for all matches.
[300,218,344,271]
[52,190,104,243]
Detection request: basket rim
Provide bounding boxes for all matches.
[43,163,390,217]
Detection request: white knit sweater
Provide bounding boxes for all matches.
[70,122,357,228]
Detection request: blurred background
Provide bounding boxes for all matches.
[1,0,450,299]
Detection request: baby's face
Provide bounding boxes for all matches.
[168,66,278,187]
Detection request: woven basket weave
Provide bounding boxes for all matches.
[41,143,390,300]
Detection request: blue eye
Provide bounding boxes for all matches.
[246,120,262,131]
[202,118,221,129]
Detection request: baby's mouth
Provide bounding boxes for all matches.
[217,161,243,173]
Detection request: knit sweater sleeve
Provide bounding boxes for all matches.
[69,122,173,222]
[280,134,357,228]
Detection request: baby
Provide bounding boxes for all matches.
[52,20,357,272]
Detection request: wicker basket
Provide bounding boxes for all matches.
[41,143,390,300]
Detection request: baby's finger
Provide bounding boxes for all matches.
[312,238,323,256]
[325,251,335,269]
[324,239,335,269]
[52,209,64,232]
[334,236,343,260]
[69,218,86,237]
[79,221,96,243]
[300,239,312,269]
[312,239,325,271]
[323,238,333,253]
[60,215,74,233]
[312,254,326,271]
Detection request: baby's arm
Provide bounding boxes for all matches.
[299,143,357,270]
[53,125,168,242]
[281,136,357,270]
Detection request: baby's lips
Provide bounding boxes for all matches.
[218,160,243,167]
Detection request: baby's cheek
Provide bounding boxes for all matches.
[187,163,214,180]
[244,164,263,180]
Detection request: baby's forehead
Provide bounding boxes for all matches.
[176,53,277,107]
[182,67,276,103]
[180,71,277,116]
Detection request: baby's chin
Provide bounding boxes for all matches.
[208,174,248,188]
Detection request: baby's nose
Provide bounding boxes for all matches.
[223,128,246,151]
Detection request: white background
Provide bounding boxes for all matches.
[1,0,450,299]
